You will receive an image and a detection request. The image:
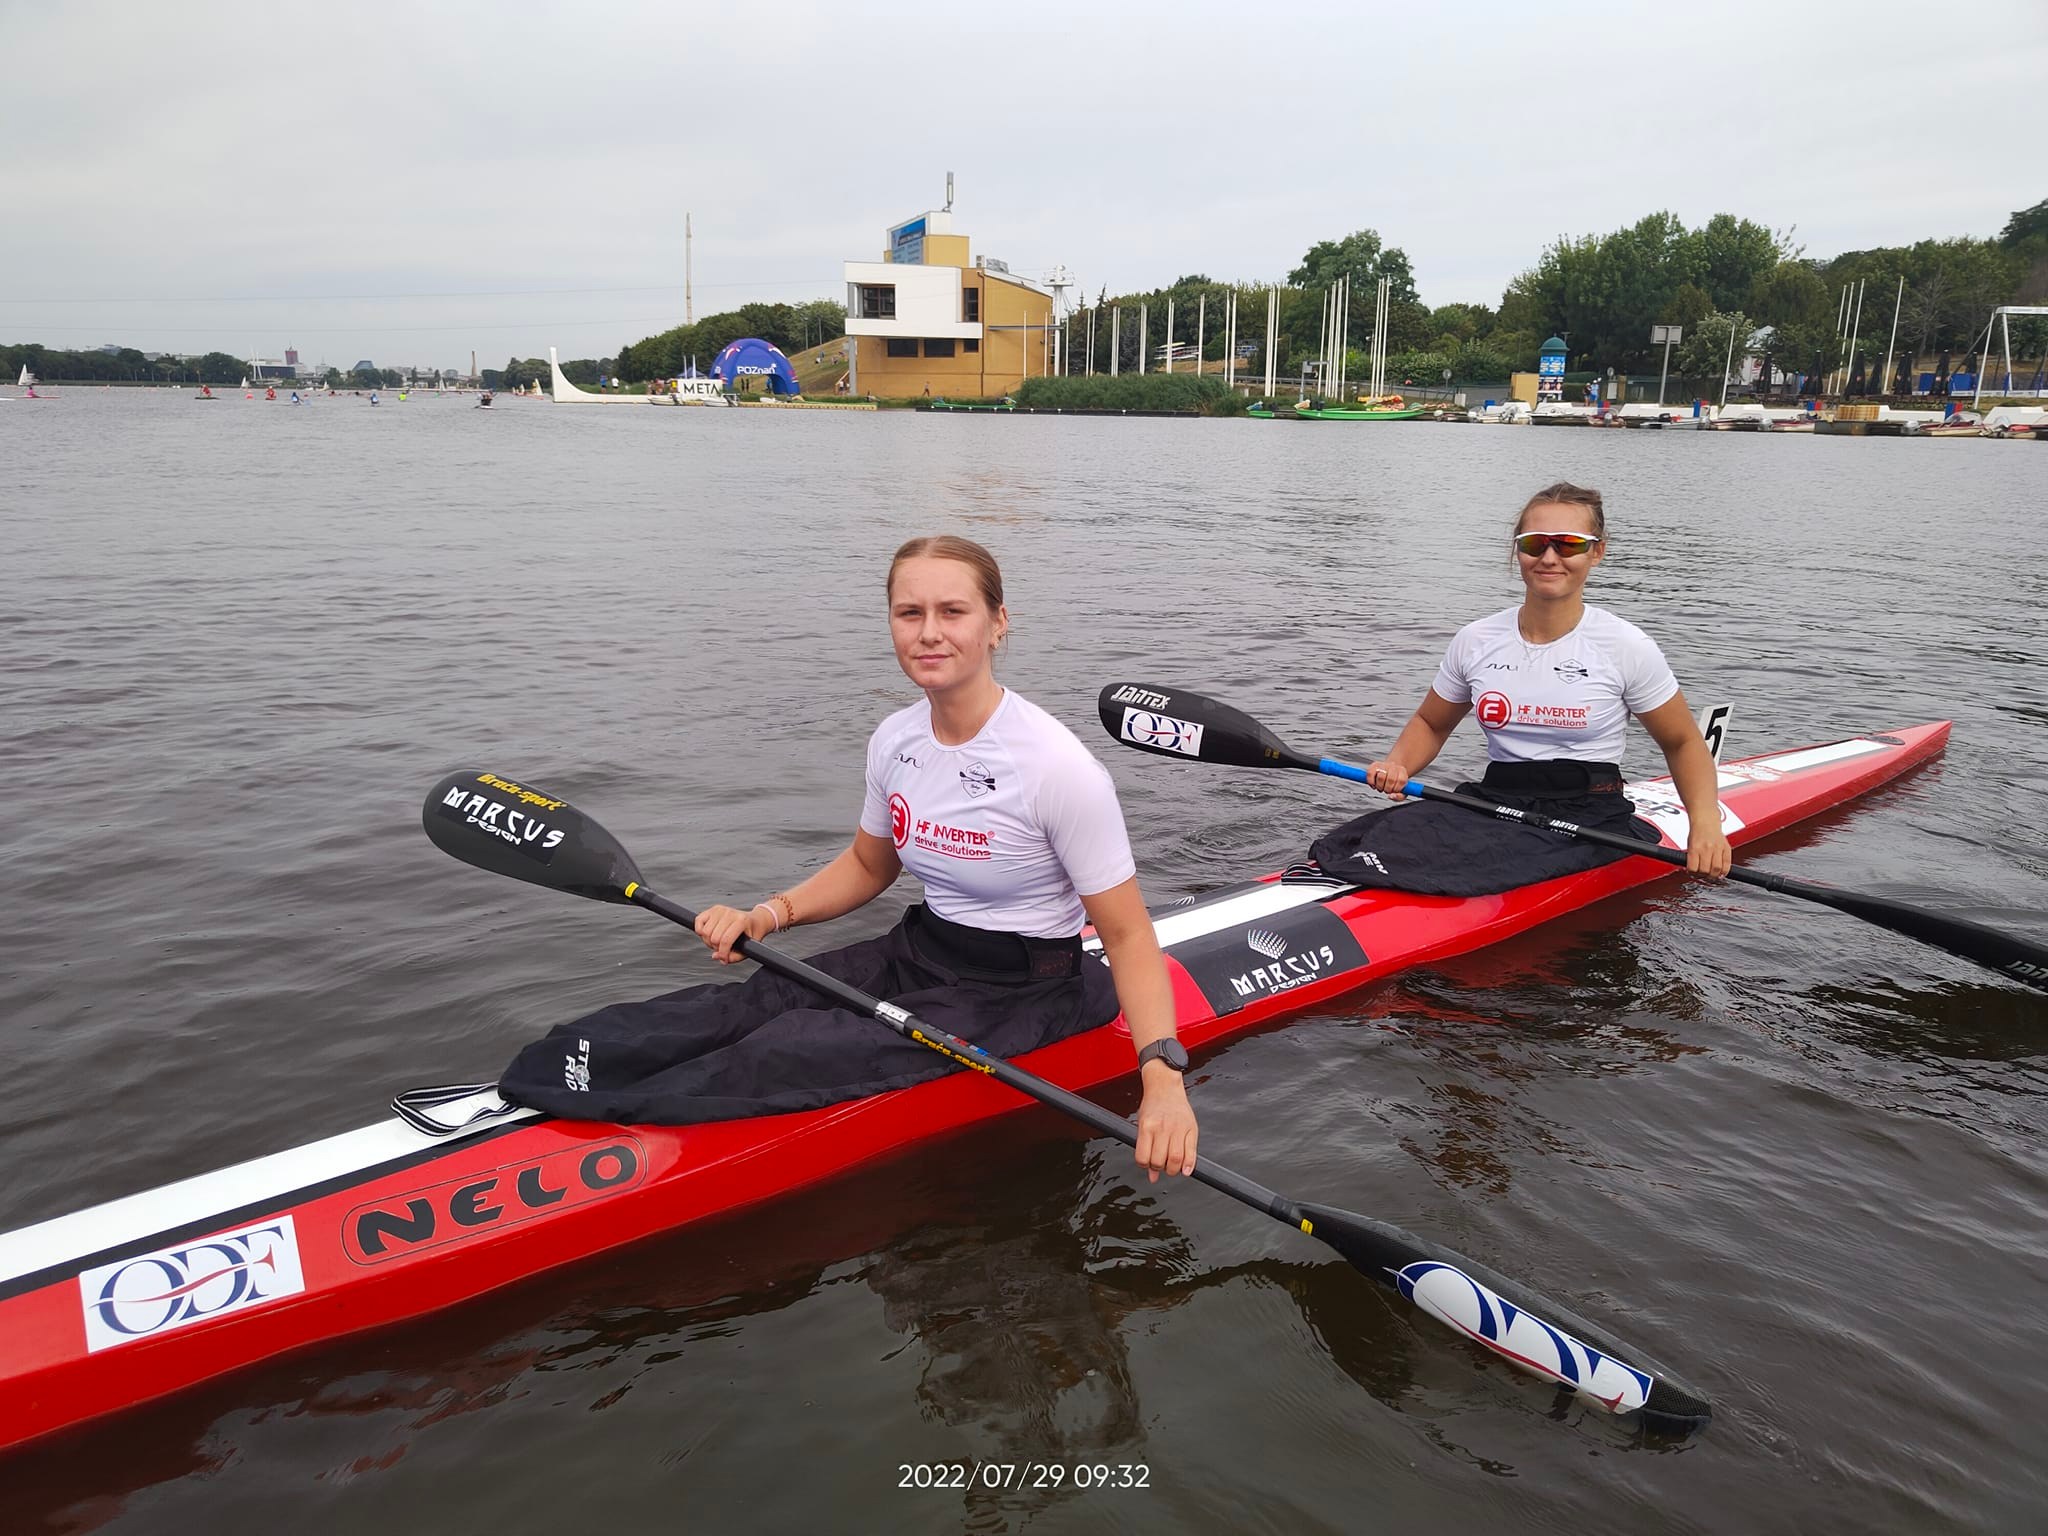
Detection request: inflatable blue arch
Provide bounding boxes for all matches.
[711,337,800,395]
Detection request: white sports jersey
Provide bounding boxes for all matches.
[1430,605,1679,763]
[858,690,1136,939]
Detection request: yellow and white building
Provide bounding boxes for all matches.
[843,210,1052,398]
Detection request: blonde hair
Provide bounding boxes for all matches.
[1514,481,1606,538]
[887,535,1005,614]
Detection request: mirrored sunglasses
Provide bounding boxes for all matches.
[1514,531,1602,558]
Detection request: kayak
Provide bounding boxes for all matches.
[0,720,1949,1453]
[1249,403,1425,421]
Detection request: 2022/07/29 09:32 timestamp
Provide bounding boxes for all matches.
[898,1462,1151,1490]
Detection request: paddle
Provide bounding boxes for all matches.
[423,767,1712,1431]
[1097,682,2048,995]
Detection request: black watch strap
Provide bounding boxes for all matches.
[1136,1038,1188,1073]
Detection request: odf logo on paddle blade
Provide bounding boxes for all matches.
[889,794,911,848]
[1476,692,1513,728]
[1121,708,1205,757]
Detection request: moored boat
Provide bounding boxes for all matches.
[1249,399,1424,421]
[0,720,1950,1453]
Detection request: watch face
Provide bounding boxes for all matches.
[1146,1038,1189,1071]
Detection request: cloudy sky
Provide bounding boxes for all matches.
[5,2,2043,371]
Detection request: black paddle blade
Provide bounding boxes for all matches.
[1296,1201,1711,1432]
[422,770,643,903]
[1097,682,1319,772]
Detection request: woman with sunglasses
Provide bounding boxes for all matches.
[1310,482,1732,894]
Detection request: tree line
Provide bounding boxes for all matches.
[613,299,846,383]
[0,343,471,392]
[16,199,2040,398]
[1069,198,2047,393]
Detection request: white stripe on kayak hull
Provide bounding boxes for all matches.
[0,1091,533,1288]
[1086,879,1351,956]
[1751,738,1892,774]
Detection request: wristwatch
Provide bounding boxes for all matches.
[1136,1037,1189,1073]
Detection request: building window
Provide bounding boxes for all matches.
[963,338,979,353]
[962,288,980,322]
[924,338,955,358]
[856,284,897,320]
[885,338,919,358]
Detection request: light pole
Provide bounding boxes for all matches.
[1652,324,1682,408]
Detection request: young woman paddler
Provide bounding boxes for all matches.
[1310,482,1733,894]
[499,536,1199,1182]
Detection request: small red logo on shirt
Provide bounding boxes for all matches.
[888,794,910,848]
[1476,692,1512,728]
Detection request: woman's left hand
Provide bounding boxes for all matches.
[1687,824,1733,880]
[1134,1068,1198,1183]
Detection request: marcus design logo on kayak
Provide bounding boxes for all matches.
[1230,935,1340,1001]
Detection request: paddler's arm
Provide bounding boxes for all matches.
[1082,878,1198,1183]
[1365,689,1470,800]
[1637,693,1733,879]
[695,829,903,963]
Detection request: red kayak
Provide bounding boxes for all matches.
[0,721,1949,1453]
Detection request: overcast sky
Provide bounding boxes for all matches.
[5,2,2043,371]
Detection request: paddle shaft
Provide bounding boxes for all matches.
[628,888,1302,1224]
[1360,773,2048,993]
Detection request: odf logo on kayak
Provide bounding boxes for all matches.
[79,1215,306,1352]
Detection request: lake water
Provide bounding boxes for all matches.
[4,391,2045,1533]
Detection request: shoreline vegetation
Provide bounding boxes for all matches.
[9,199,2041,403]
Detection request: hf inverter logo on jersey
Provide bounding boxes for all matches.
[79,1215,307,1352]
[1120,708,1204,757]
[889,794,911,848]
[1476,692,1513,728]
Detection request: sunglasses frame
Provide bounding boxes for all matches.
[1513,531,1604,558]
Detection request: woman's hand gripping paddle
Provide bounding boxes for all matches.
[1097,683,2048,995]
[423,767,1713,1432]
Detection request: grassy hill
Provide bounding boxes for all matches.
[790,342,851,395]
